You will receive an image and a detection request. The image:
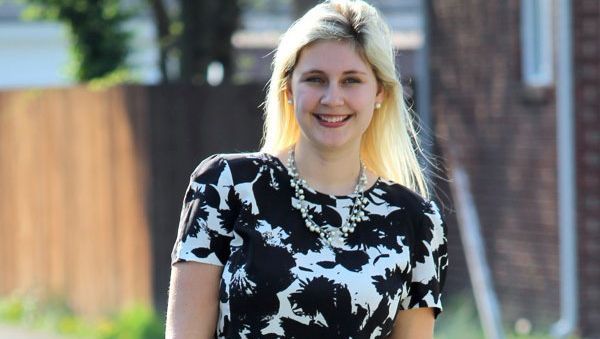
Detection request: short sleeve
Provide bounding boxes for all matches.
[171,154,237,267]
[400,200,448,318]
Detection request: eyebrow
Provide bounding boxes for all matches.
[301,69,368,76]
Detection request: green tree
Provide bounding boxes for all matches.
[21,0,134,82]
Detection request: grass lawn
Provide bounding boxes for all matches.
[0,292,577,338]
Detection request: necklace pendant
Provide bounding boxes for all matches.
[288,146,369,247]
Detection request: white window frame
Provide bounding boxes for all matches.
[521,0,554,87]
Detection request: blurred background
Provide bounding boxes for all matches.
[0,0,598,338]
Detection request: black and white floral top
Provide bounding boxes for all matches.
[171,153,448,338]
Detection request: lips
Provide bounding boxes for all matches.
[312,113,354,128]
[313,114,353,123]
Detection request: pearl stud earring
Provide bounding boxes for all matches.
[287,99,293,104]
[375,102,381,109]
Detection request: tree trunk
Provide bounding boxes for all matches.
[179,0,239,85]
[147,0,171,83]
[213,1,240,83]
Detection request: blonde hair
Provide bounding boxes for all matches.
[260,0,431,199]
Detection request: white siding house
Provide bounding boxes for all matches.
[0,0,422,89]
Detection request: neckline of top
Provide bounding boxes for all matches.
[260,152,382,200]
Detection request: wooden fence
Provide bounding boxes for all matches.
[0,84,264,316]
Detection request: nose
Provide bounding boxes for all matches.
[320,84,344,107]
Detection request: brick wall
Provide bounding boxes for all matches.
[429,0,561,330]
[574,1,600,337]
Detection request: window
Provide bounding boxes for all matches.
[521,0,554,87]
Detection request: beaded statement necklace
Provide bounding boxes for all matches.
[287,147,369,246]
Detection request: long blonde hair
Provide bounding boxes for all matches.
[260,0,431,199]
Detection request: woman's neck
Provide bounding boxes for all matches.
[289,140,364,196]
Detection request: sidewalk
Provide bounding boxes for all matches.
[0,325,65,339]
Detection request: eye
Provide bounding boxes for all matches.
[343,77,361,84]
[305,76,324,83]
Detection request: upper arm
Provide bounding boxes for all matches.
[399,200,449,316]
[167,155,238,338]
[166,262,223,339]
[171,154,237,266]
[390,307,435,339]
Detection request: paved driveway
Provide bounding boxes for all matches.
[0,325,65,339]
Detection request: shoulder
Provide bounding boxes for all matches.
[218,152,271,171]
[377,179,447,254]
[375,178,445,234]
[190,152,271,183]
[375,178,432,216]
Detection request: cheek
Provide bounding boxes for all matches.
[294,88,320,112]
[359,110,375,127]
[353,98,377,115]
[347,87,377,106]
[351,93,376,124]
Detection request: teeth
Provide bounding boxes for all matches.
[318,115,348,123]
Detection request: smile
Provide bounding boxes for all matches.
[313,114,353,123]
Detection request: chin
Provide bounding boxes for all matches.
[311,136,359,150]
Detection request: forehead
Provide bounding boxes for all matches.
[294,40,372,74]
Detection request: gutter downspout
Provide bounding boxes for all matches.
[424,3,504,336]
[450,164,506,339]
[550,0,578,337]
[417,1,432,156]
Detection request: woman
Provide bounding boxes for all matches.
[166,1,448,338]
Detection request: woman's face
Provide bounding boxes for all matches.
[287,40,383,152]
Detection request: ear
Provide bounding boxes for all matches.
[285,83,293,101]
[375,82,385,103]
